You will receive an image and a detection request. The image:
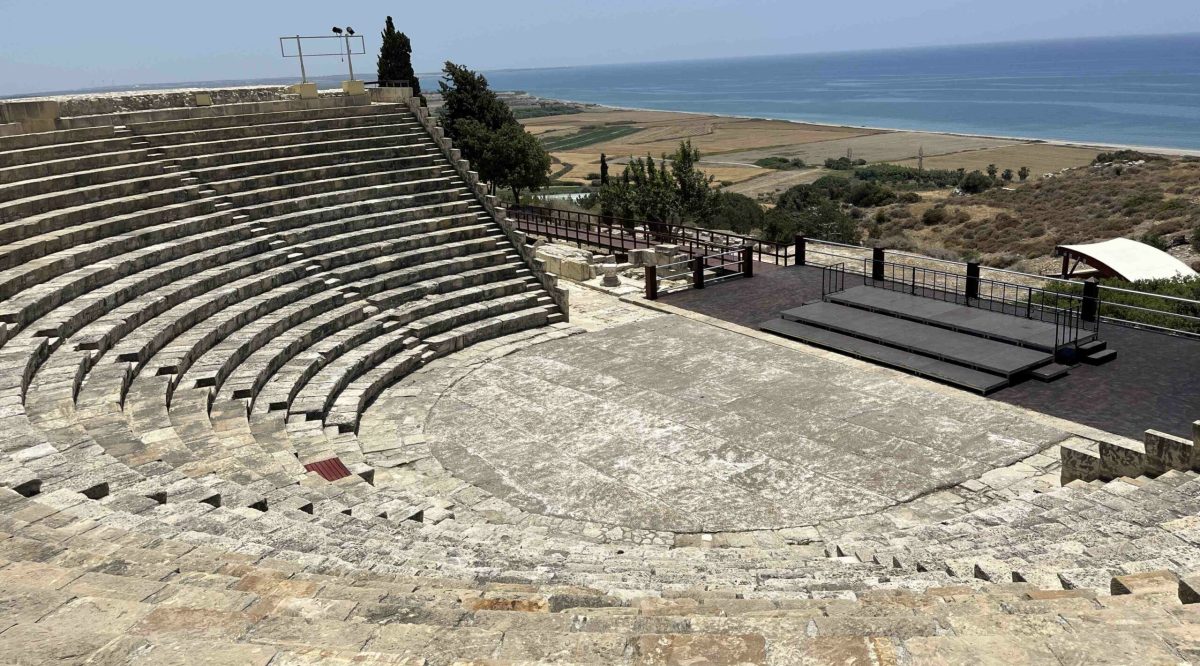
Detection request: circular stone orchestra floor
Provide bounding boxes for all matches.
[425,314,1068,533]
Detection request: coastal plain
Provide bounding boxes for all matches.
[521,107,1106,198]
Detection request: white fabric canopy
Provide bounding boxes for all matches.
[1057,237,1197,282]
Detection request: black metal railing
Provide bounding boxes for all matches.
[822,263,847,297]
[645,246,752,300]
[860,258,1095,354]
[513,205,1200,338]
[511,205,790,263]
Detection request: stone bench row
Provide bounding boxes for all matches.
[220,257,524,408]
[293,289,547,429]
[0,123,115,152]
[0,118,428,187]
[0,177,466,329]
[0,136,438,227]
[828,468,1200,593]
[56,94,370,129]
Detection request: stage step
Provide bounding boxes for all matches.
[780,302,1052,377]
[1078,339,1108,355]
[826,285,1093,352]
[760,318,1009,394]
[1085,348,1118,365]
[1031,363,1071,382]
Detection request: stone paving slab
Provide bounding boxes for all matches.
[425,304,1069,533]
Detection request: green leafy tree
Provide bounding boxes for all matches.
[709,192,765,235]
[478,123,551,202]
[1001,168,1015,182]
[1018,166,1031,182]
[438,62,517,149]
[376,16,420,96]
[761,199,857,244]
[986,163,998,179]
[599,153,609,186]
[766,183,860,244]
[436,62,550,199]
[669,140,717,223]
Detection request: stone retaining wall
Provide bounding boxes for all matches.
[1061,421,1200,482]
[2,85,290,119]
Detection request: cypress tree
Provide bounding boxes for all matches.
[377,16,420,96]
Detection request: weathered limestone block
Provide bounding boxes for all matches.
[1097,439,1147,480]
[0,99,59,133]
[631,633,767,665]
[535,244,595,282]
[1110,570,1178,596]
[341,80,366,96]
[289,83,319,99]
[627,248,655,267]
[1179,573,1200,604]
[1143,429,1194,475]
[368,86,412,103]
[1059,436,1101,483]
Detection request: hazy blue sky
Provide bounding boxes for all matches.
[0,0,1197,96]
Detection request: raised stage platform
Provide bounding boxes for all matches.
[827,285,1096,351]
[758,284,1104,394]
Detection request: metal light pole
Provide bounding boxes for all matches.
[341,27,357,81]
[295,35,307,83]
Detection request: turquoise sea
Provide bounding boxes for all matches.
[481,34,1200,150]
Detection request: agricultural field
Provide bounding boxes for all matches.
[540,125,643,151]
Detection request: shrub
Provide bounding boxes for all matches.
[1041,275,1200,333]
[755,156,806,170]
[959,170,993,194]
[845,181,898,207]
[824,156,865,170]
[1192,225,1200,252]
[1094,150,1166,164]
[1140,233,1170,251]
[852,163,962,190]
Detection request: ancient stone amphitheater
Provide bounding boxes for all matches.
[1,86,1199,664]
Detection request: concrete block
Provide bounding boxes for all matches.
[1059,437,1101,483]
[194,92,213,107]
[341,80,366,96]
[1097,439,1147,480]
[288,83,319,99]
[0,99,60,133]
[368,86,411,103]
[1110,570,1177,596]
[1143,429,1194,475]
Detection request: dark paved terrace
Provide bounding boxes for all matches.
[661,264,1200,440]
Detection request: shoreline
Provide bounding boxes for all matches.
[525,95,1200,159]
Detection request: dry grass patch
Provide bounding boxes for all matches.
[893,143,1101,176]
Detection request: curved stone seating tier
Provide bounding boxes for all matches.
[4,93,1197,660]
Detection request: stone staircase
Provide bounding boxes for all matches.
[1,88,1199,662]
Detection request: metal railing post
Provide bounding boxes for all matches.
[795,235,806,266]
[966,261,980,300]
[645,265,658,300]
[1082,278,1100,322]
[742,245,753,278]
[693,257,705,289]
[872,247,885,281]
